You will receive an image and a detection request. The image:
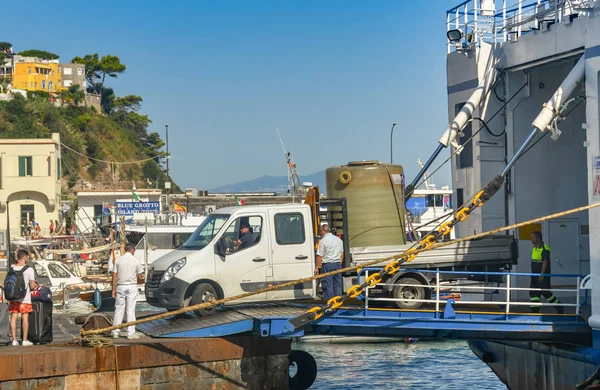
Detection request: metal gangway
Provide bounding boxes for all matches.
[137,268,591,344]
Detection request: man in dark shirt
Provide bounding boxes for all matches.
[235,224,255,250]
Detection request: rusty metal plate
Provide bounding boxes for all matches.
[97,336,290,371]
[0,336,290,381]
[0,345,97,381]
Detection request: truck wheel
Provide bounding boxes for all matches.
[191,283,218,317]
[392,277,424,310]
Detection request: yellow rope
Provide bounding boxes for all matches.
[80,201,600,337]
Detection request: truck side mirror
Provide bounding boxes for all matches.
[215,238,227,257]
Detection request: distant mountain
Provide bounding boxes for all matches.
[211,171,326,194]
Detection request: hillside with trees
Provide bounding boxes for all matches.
[0,47,179,194]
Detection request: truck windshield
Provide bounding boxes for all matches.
[181,214,229,250]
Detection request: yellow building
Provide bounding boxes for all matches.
[12,60,63,92]
[0,133,62,237]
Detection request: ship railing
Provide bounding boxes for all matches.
[446,0,587,53]
[358,267,587,318]
[408,214,422,224]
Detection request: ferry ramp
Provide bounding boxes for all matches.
[137,268,591,344]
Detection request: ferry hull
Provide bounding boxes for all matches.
[468,340,600,389]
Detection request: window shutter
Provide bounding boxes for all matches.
[18,156,26,177]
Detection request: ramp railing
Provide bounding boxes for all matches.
[359,268,587,318]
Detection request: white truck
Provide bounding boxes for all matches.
[145,197,516,316]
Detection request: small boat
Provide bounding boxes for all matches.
[28,259,83,305]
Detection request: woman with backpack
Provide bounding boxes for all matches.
[5,250,38,346]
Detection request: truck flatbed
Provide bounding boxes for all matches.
[350,235,516,269]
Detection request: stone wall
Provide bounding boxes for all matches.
[0,356,288,389]
[0,336,290,390]
[84,93,101,111]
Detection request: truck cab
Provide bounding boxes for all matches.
[145,204,316,316]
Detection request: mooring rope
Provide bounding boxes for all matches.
[79,201,600,338]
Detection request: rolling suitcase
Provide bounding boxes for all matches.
[26,301,53,344]
[0,301,9,345]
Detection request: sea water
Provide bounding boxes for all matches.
[295,340,506,389]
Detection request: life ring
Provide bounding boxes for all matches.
[339,170,352,184]
[289,350,317,390]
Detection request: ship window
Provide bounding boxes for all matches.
[455,103,473,168]
[126,231,145,246]
[456,188,464,208]
[174,233,192,249]
[427,195,445,207]
[146,233,175,249]
[33,263,48,277]
[48,263,70,278]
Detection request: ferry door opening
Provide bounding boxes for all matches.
[546,219,580,297]
[20,205,34,236]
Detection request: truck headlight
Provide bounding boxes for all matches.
[162,258,186,283]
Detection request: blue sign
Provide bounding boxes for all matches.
[116,201,160,216]
[406,198,427,216]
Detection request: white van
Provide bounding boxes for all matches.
[145,201,517,316]
[145,204,316,316]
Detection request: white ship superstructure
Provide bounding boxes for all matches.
[444,0,600,387]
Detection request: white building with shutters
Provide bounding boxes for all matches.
[0,133,62,237]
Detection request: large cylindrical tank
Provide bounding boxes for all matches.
[325,161,406,247]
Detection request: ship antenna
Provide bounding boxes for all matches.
[276,128,302,203]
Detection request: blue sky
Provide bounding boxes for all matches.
[5,0,456,190]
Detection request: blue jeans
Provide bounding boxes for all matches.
[321,262,342,303]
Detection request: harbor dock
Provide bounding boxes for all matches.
[0,307,290,389]
[0,334,289,389]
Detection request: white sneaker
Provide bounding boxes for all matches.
[11,341,19,346]
[112,333,120,339]
[21,340,33,346]
[127,334,140,340]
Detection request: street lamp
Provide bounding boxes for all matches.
[390,122,398,164]
[165,124,169,179]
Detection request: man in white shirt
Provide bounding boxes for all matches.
[112,243,144,339]
[315,224,344,302]
[9,250,38,346]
